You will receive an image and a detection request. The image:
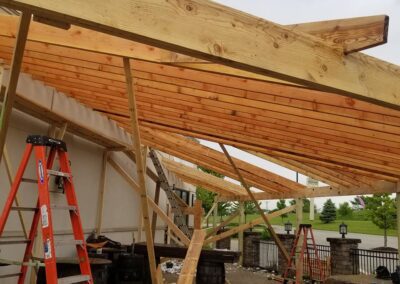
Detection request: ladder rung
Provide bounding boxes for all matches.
[0,239,30,245]
[47,170,71,178]
[58,274,90,284]
[11,206,38,212]
[0,258,44,267]
[21,178,37,183]
[50,205,77,211]
[0,272,22,279]
[55,239,84,246]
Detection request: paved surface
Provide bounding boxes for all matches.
[230,225,398,250]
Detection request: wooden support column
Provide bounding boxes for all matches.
[295,198,304,281]
[219,143,290,263]
[95,150,109,237]
[151,181,161,239]
[397,182,400,262]
[0,11,31,162]
[177,229,206,284]
[138,146,148,242]
[238,201,244,265]
[309,198,315,221]
[212,196,218,248]
[123,57,157,283]
[193,199,202,230]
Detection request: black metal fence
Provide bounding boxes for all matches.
[351,248,399,275]
[303,244,330,281]
[259,240,279,271]
[258,241,331,280]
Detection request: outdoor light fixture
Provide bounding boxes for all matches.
[339,222,348,238]
[284,221,292,234]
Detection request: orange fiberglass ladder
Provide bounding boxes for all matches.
[0,135,93,284]
[282,224,323,284]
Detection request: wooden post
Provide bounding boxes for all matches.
[95,150,109,237]
[238,201,245,265]
[177,229,206,284]
[397,182,400,263]
[194,200,202,230]
[309,198,315,221]
[212,196,218,248]
[0,11,31,162]
[123,57,157,283]
[151,181,161,239]
[295,198,304,281]
[219,143,290,263]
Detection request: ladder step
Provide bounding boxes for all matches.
[0,272,22,279]
[55,239,84,246]
[47,170,71,178]
[58,274,90,284]
[50,205,77,211]
[0,257,44,267]
[11,206,38,211]
[21,178,37,183]
[0,239,30,245]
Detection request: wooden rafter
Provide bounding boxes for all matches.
[0,1,399,109]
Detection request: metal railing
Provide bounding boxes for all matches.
[259,240,279,271]
[351,248,399,275]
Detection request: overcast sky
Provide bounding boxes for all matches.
[200,0,400,210]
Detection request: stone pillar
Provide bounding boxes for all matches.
[327,238,361,275]
[277,233,295,274]
[242,231,261,267]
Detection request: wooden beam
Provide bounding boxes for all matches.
[1,1,399,109]
[219,143,290,263]
[147,198,191,247]
[219,181,398,201]
[193,200,202,230]
[286,15,389,53]
[107,156,191,247]
[0,11,31,162]
[177,229,206,284]
[204,205,295,244]
[123,57,157,283]
[95,150,109,237]
[151,181,161,239]
[205,210,239,239]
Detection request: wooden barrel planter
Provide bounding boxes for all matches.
[196,261,225,284]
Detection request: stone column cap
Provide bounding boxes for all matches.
[277,233,295,240]
[327,237,361,244]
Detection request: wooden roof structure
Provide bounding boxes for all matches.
[0,2,399,282]
[0,11,399,198]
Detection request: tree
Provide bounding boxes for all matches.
[230,201,260,223]
[195,166,229,226]
[350,196,366,210]
[337,202,353,218]
[289,198,311,213]
[319,199,336,223]
[276,199,288,221]
[365,194,396,247]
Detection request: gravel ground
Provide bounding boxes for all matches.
[161,260,276,283]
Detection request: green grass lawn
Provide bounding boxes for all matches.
[206,212,397,237]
